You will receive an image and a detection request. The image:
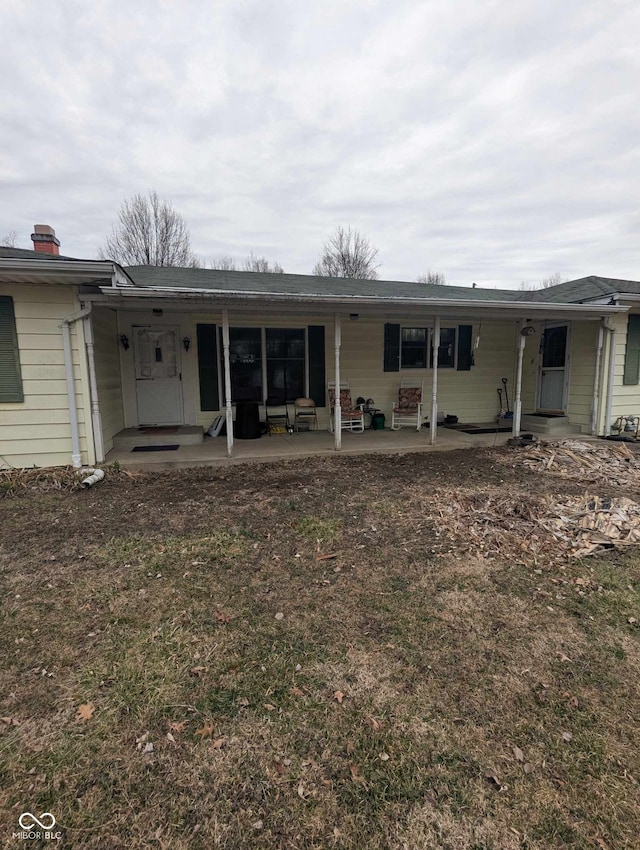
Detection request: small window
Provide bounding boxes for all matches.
[400,326,457,369]
[0,296,24,402]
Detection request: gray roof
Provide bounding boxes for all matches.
[520,275,640,304]
[0,245,77,261]
[124,265,524,303]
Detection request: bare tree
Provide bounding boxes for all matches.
[312,226,380,279]
[417,271,447,285]
[1,230,18,247]
[99,190,200,267]
[210,256,238,271]
[242,252,284,274]
[519,272,565,291]
[210,252,284,273]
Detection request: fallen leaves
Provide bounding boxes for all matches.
[76,703,95,722]
[333,690,345,704]
[513,746,524,762]
[1,716,21,727]
[195,722,215,738]
[484,770,507,792]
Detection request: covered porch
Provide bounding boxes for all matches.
[86,275,627,466]
[105,420,518,469]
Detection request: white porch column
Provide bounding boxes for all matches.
[82,313,105,464]
[604,322,616,436]
[591,322,605,435]
[334,314,342,451]
[512,322,526,437]
[221,309,234,458]
[430,316,440,445]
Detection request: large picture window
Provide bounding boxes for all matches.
[229,327,262,401]
[266,328,305,400]
[401,326,457,369]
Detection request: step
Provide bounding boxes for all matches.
[520,415,581,436]
[113,426,203,449]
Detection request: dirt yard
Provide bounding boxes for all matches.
[1,445,639,849]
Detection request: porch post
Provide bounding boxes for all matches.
[82,314,105,464]
[334,314,342,451]
[591,321,605,435]
[221,309,234,458]
[513,321,526,437]
[430,316,440,445]
[604,322,616,436]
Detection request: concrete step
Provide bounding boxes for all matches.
[520,415,581,436]
[113,426,203,449]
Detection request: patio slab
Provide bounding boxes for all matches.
[106,425,518,470]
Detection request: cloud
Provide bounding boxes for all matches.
[0,0,638,285]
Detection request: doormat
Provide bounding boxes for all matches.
[445,423,513,434]
[131,444,180,452]
[139,426,180,434]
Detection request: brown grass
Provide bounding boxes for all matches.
[1,447,639,848]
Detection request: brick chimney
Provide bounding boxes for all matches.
[31,224,60,255]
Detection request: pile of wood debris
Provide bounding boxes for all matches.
[434,490,640,562]
[514,439,640,487]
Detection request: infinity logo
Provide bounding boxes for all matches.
[18,812,56,830]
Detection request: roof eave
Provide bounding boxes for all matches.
[97,285,628,316]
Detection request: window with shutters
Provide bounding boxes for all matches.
[400,326,457,368]
[0,296,23,402]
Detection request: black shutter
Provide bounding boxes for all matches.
[623,314,640,385]
[196,324,219,410]
[0,296,24,402]
[384,323,400,372]
[308,325,326,406]
[457,325,473,371]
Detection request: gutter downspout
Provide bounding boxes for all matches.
[604,318,616,436]
[590,320,606,435]
[61,306,92,468]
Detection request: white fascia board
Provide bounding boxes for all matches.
[0,258,116,279]
[100,284,628,317]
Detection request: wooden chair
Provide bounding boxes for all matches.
[391,379,423,431]
[328,381,365,433]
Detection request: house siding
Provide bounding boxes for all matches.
[0,283,93,468]
[183,313,527,428]
[92,307,124,454]
[608,310,640,430]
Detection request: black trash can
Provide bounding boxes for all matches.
[372,412,385,430]
[235,401,261,439]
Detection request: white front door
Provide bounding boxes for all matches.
[133,326,184,425]
[537,324,569,412]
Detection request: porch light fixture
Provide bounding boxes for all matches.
[120,334,130,350]
[521,325,536,336]
[183,336,191,352]
[349,313,359,321]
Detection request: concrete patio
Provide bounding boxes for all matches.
[105,425,516,470]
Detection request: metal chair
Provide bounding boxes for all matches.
[293,397,318,432]
[391,379,423,431]
[328,381,365,433]
[265,396,291,435]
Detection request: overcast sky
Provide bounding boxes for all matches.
[1,0,638,287]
